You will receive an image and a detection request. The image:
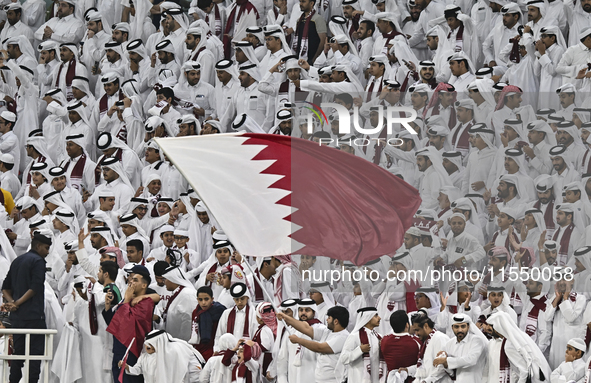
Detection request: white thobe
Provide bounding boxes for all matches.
[448,72,476,100]
[340,328,382,383]
[214,305,258,351]
[164,286,198,342]
[418,165,446,210]
[544,293,587,369]
[33,14,85,44]
[440,331,487,383]
[550,358,586,383]
[536,43,565,110]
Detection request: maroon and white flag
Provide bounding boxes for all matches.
[155,133,421,265]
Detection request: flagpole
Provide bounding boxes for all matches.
[118,337,135,383]
[240,255,294,335]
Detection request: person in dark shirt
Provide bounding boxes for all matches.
[102,264,161,383]
[380,310,421,382]
[190,286,226,361]
[1,230,52,383]
[290,0,327,64]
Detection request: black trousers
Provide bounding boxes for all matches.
[10,319,46,383]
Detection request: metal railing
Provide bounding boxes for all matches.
[0,329,57,383]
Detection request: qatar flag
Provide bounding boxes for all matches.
[155,133,421,266]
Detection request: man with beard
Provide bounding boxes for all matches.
[408,309,452,382]
[416,147,453,210]
[449,99,475,163]
[448,53,475,100]
[431,313,488,382]
[340,307,384,383]
[184,27,215,85]
[277,306,349,383]
[403,1,429,61]
[269,110,293,135]
[277,298,327,383]
[549,145,581,204]
[33,0,85,44]
[409,60,438,89]
[528,174,556,236]
[355,20,375,75]
[173,61,215,120]
[555,84,577,120]
[485,311,552,383]
[435,213,485,274]
[551,204,584,266]
[482,3,522,70]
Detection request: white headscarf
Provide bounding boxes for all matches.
[351,307,378,333]
[487,311,552,382]
[141,330,204,383]
[526,120,557,146]
[415,146,453,186]
[162,266,197,290]
[102,158,134,190]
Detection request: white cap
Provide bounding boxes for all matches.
[0,153,14,164]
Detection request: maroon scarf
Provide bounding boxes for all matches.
[552,223,575,266]
[405,280,420,312]
[348,14,360,40]
[205,262,220,287]
[56,59,77,101]
[205,4,223,37]
[62,153,87,193]
[447,24,464,41]
[227,304,251,338]
[380,29,401,53]
[416,329,436,367]
[292,10,316,59]
[88,281,99,335]
[508,38,521,64]
[429,103,457,130]
[582,149,591,175]
[525,295,547,337]
[192,46,207,61]
[451,121,472,150]
[278,80,306,103]
[253,324,274,374]
[162,286,185,320]
[366,76,383,102]
[223,0,258,58]
[533,199,555,230]
[253,270,270,301]
[438,206,450,218]
[359,327,386,381]
[99,90,125,118]
[492,230,519,255]
[372,125,389,165]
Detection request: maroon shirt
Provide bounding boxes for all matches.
[380,333,421,382]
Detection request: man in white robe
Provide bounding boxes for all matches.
[408,309,452,382]
[276,298,326,383]
[339,307,384,383]
[430,313,488,383]
[161,266,198,341]
[486,311,552,383]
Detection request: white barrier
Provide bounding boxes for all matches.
[0,329,56,383]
